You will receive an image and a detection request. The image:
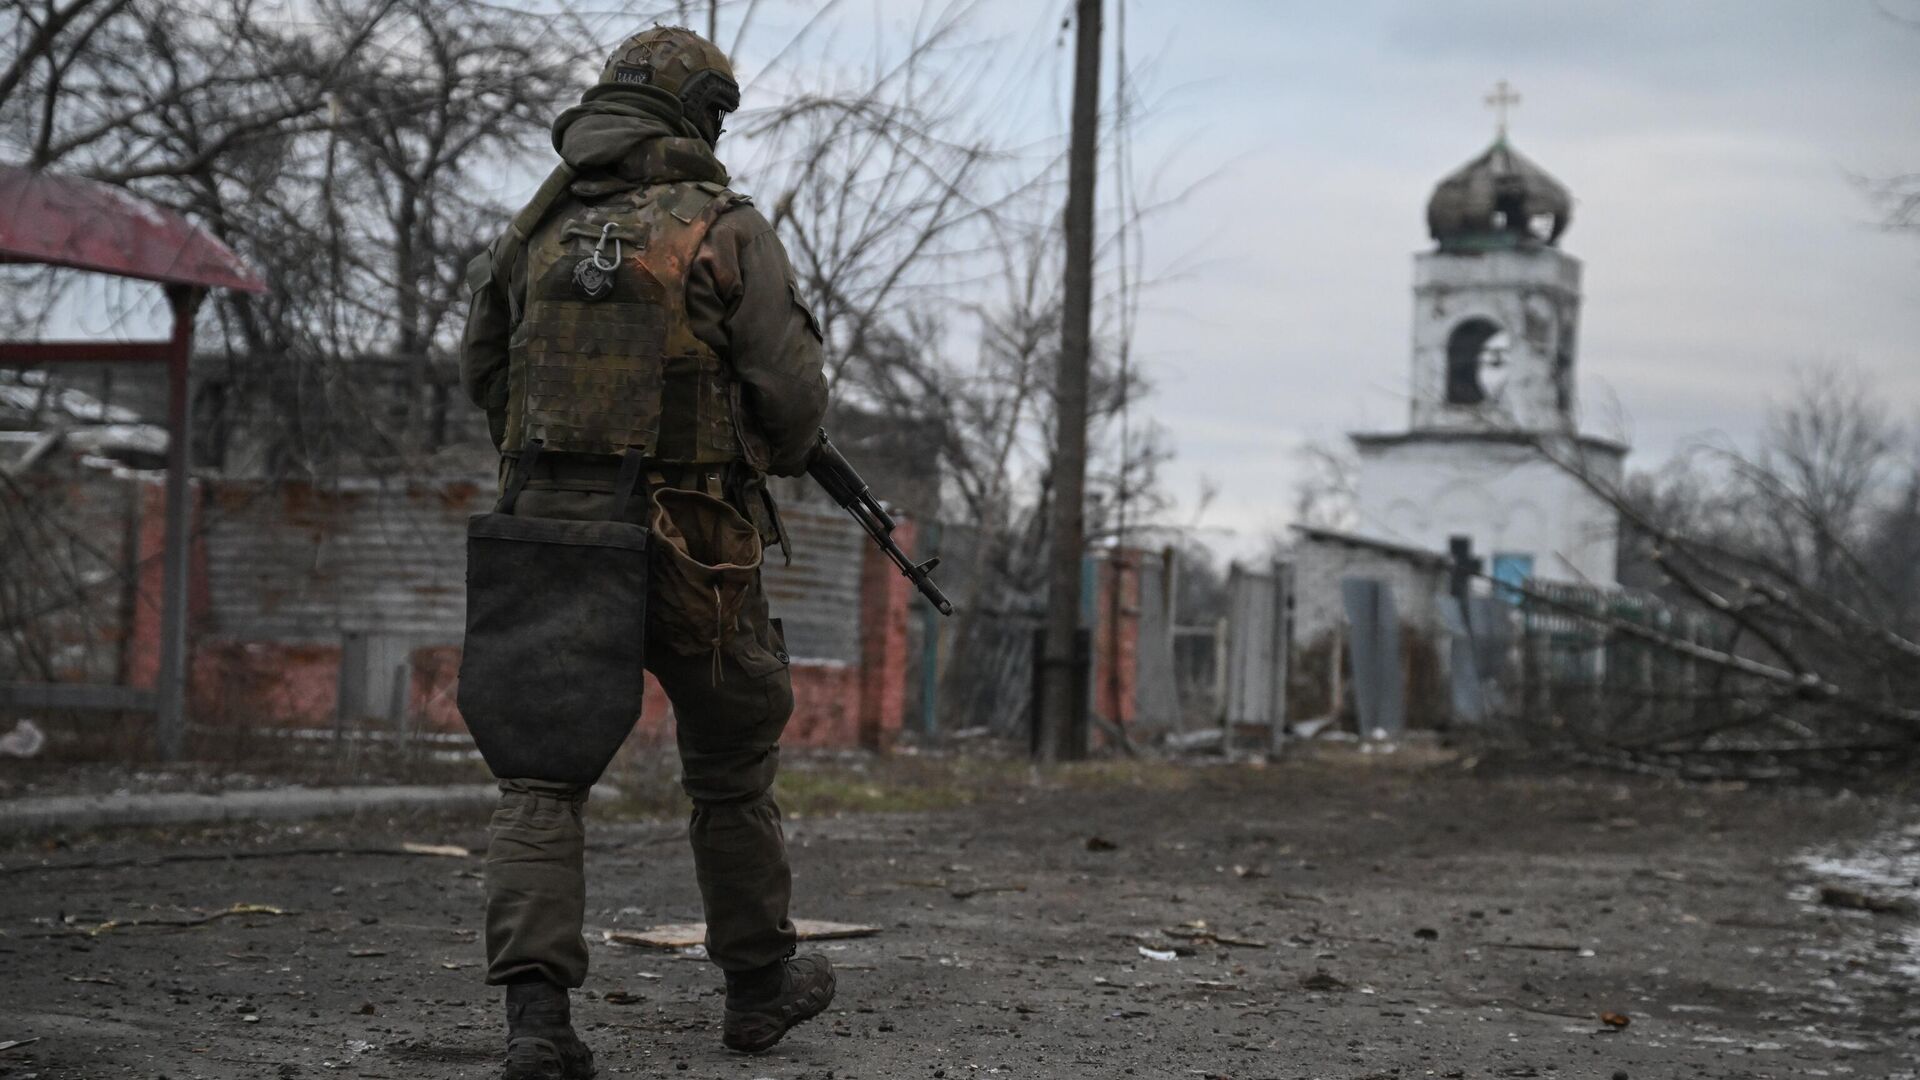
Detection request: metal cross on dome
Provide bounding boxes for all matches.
[1486,79,1521,138]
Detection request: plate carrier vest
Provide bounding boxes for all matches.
[505,180,757,467]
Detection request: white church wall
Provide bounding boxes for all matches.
[1351,438,1621,587]
[1291,535,1448,648]
[1410,247,1582,433]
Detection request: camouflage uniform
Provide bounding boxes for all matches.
[459,27,827,1016]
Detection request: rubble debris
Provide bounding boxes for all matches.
[0,719,45,759]
[949,882,1028,900]
[73,902,289,936]
[1085,836,1119,852]
[605,919,881,950]
[1163,922,1268,949]
[1164,729,1225,753]
[1486,941,1588,953]
[1299,970,1349,992]
[1818,884,1918,916]
[602,990,642,1005]
[1137,946,1178,962]
[1599,1011,1631,1029]
[0,1039,41,1052]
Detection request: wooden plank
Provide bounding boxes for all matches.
[603,919,881,950]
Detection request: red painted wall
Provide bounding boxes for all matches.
[1093,548,1142,739]
[129,481,917,752]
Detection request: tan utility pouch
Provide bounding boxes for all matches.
[648,487,763,679]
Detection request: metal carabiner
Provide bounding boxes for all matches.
[572,221,622,300]
[590,221,622,272]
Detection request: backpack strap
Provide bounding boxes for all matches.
[497,440,544,515]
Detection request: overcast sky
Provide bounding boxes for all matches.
[53,1,1919,560]
[725,0,1920,557]
[1082,0,1919,556]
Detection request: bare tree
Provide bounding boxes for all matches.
[1507,372,1920,777]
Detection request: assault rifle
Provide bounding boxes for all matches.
[808,429,954,616]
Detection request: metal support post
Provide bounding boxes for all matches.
[154,286,203,761]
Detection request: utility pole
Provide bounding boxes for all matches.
[1037,0,1101,763]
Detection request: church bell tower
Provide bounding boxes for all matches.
[1409,83,1581,435]
[1345,84,1627,588]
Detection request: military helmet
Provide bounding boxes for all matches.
[599,26,740,146]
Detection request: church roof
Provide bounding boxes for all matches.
[1350,429,1629,457]
[1426,138,1572,252]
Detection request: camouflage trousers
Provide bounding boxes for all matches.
[481,484,797,987]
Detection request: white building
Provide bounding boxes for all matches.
[1347,133,1627,590]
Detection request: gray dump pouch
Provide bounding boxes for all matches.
[457,447,649,785]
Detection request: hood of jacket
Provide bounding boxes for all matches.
[550,84,729,195]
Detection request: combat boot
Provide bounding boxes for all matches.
[501,980,595,1080]
[721,953,836,1053]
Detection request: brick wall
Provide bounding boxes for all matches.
[126,477,915,751]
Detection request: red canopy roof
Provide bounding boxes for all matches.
[0,163,265,292]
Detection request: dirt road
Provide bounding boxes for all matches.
[2,752,1914,1079]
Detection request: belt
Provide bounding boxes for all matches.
[506,452,731,496]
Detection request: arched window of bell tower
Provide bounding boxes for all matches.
[1445,318,1510,406]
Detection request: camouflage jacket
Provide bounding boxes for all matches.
[460,167,828,480]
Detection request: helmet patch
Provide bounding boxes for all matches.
[613,63,653,86]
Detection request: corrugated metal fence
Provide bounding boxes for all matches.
[203,480,864,657]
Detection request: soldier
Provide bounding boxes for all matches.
[460,26,834,1080]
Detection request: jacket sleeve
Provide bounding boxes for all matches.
[460,236,514,449]
[687,204,830,477]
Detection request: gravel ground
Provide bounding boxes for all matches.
[1,750,1915,1079]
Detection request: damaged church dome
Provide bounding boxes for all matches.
[1426,138,1572,251]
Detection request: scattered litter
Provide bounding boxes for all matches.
[1299,970,1348,992]
[1599,1011,1631,1029]
[1231,864,1268,879]
[604,919,880,950]
[1415,927,1440,941]
[64,975,118,986]
[439,961,470,970]
[0,719,45,758]
[348,948,388,958]
[949,883,1028,900]
[1085,836,1119,852]
[1164,924,1268,949]
[400,842,471,859]
[603,990,642,1005]
[74,902,289,936]
[1818,884,1917,916]
[1486,941,1587,954]
[1137,946,1178,962]
[0,1039,42,1052]
[345,1040,374,1054]
[1165,728,1224,752]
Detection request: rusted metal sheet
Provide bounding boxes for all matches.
[203,480,478,641]
[201,479,868,664]
[0,164,265,292]
[761,498,865,665]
